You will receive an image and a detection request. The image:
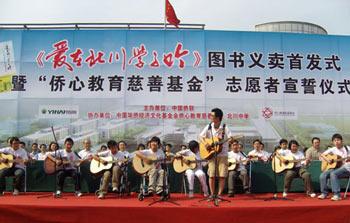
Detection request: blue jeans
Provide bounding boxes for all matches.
[330,166,350,196]
[319,169,333,195]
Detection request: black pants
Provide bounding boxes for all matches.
[0,167,25,192]
[56,169,81,191]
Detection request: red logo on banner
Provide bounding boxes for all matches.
[262,107,273,119]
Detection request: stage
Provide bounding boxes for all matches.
[1,193,350,223]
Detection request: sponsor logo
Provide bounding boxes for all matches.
[39,105,79,119]
[261,107,297,120]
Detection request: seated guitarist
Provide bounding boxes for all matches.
[135,136,165,196]
[318,133,350,201]
[46,138,82,197]
[199,108,233,199]
[247,139,270,162]
[228,140,249,197]
[93,140,126,199]
[0,137,28,196]
[175,140,209,198]
[275,140,315,198]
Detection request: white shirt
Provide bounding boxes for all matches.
[322,146,350,171]
[277,149,306,168]
[34,152,47,161]
[228,151,247,171]
[323,146,349,158]
[248,149,270,162]
[0,147,29,170]
[176,149,206,170]
[78,149,94,160]
[98,150,125,161]
[139,148,165,169]
[30,151,39,159]
[47,149,79,170]
[199,123,232,157]
[119,150,130,159]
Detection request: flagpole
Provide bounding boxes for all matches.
[164,0,167,30]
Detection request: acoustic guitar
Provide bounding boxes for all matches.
[271,154,306,173]
[0,153,24,171]
[199,135,243,160]
[44,156,81,175]
[173,155,206,173]
[227,157,249,171]
[321,154,350,172]
[132,155,167,174]
[90,156,128,175]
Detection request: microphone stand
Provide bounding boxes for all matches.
[199,123,230,206]
[264,151,293,201]
[37,126,65,199]
[148,144,179,206]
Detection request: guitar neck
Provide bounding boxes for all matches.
[288,159,306,163]
[109,159,128,164]
[189,160,206,163]
[229,160,247,165]
[335,156,350,162]
[62,160,80,165]
[218,135,243,146]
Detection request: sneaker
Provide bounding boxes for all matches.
[244,189,251,194]
[331,195,341,201]
[308,192,316,198]
[13,189,19,196]
[55,190,62,197]
[318,194,327,199]
[282,192,288,198]
[227,193,234,197]
[97,192,105,199]
[188,191,194,198]
[75,191,82,197]
[112,187,119,193]
[204,193,209,198]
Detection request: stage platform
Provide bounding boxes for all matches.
[0,192,350,223]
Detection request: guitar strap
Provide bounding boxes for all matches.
[222,123,226,139]
[74,151,82,159]
[74,151,82,173]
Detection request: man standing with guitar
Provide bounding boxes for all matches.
[46,138,82,197]
[0,137,28,196]
[318,133,350,201]
[199,108,233,199]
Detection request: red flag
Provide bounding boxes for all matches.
[166,0,180,28]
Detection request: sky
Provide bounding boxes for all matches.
[0,0,349,35]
